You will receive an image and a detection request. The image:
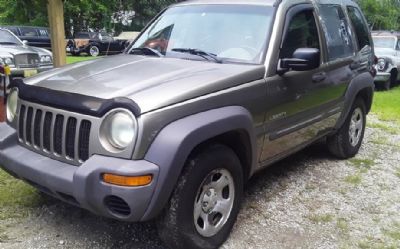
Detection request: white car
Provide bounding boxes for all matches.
[372,31,400,90]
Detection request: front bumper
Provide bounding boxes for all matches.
[10,66,53,77]
[0,123,159,222]
[374,71,391,82]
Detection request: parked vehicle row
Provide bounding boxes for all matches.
[0,0,375,249]
[372,31,400,90]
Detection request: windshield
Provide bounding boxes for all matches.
[130,4,274,64]
[373,36,397,49]
[0,30,22,45]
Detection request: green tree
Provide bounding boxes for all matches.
[358,0,400,30]
[0,0,181,34]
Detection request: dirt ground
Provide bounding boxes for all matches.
[0,115,400,249]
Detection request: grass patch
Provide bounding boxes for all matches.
[349,158,374,170]
[337,218,349,233]
[66,56,99,64]
[308,214,334,223]
[0,170,43,220]
[396,168,400,178]
[344,174,362,185]
[370,136,390,146]
[372,87,400,125]
[367,121,399,135]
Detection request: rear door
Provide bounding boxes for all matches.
[346,6,374,75]
[37,28,52,50]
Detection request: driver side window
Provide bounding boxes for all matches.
[280,9,320,60]
[397,40,400,50]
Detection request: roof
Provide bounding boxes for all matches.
[175,0,277,7]
[174,0,359,7]
[0,25,49,30]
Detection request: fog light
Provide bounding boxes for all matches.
[102,174,153,187]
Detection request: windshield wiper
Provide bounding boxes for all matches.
[129,47,163,57]
[172,48,223,63]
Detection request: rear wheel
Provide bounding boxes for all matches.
[327,98,366,159]
[157,144,243,249]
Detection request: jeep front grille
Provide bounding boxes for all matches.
[18,102,92,165]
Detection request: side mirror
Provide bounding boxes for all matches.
[280,48,320,73]
[22,40,28,46]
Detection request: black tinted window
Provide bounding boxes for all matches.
[280,10,320,59]
[20,27,38,37]
[75,33,90,39]
[347,6,370,51]
[319,5,354,61]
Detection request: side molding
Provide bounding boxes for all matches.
[141,106,257,221]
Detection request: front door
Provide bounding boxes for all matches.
[259,4,352,163]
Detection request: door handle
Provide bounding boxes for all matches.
[350,61,361,70]
[312,72,326,83]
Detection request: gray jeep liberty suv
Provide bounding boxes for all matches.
[0,0,375,248]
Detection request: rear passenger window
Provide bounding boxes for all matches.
[318,5,354,60]
[280,9,320,59]
[20,27,38,37]
[347,6,371,51]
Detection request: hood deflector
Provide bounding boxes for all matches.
[9,79,141,117]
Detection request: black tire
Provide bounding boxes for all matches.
[88,45,100,57]
[327,98,366,159]
[382,71,397,91]
[157,144,244,249]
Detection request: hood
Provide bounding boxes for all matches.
[25,54,265,114]
[0,44,38,56]
[374,47,397,58]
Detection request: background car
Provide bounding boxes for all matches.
[0,26,52,51]
[0,28,53,78]
[66,31,130,56]
[372,31,400,90]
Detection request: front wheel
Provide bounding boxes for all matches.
[157,144,244,249]
[327,98,366,159]
[88,45,100,57]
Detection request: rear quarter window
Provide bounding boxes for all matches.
[318,4,355,61]
[347,6,371,51]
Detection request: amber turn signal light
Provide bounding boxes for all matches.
[102,174,153,187]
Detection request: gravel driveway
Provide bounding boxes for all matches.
[1,115,399,249]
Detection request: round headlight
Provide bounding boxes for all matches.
[4,57,13,65]
[6,89,18,122]
[103,111,136,150]
[377,58,387,71]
